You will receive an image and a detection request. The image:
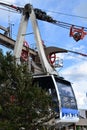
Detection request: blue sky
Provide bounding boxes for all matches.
[0,0,87,109]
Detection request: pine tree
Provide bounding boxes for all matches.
[0,50,54,130]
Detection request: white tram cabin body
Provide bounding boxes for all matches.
[33,74,79,124]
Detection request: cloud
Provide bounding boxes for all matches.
[75,91,87,109]
[73,81,87,109]
[61,61,87,78]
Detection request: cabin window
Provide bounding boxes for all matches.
[56,80,77,109]
[33,76,59,112]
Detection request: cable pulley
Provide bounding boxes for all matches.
[48,53,56,65]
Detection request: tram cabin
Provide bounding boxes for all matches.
[33,74,79,125]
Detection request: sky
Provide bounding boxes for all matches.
[0,0,87,110]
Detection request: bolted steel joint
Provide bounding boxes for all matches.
[23,4,32,19]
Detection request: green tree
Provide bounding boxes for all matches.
[0,50,54,130]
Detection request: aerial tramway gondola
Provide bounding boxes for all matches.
[33,74,79,125]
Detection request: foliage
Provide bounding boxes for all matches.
[0,50,53,130]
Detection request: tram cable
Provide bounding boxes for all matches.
[0,2,87,31]
[42,9,87,20]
